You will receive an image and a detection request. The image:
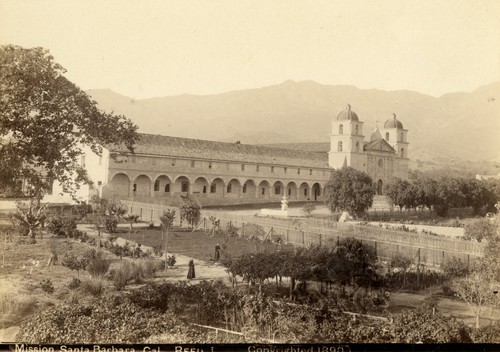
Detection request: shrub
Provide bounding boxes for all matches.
[40,279,54,295]
[61,253,88,275]
[141,259,159,279]
[68,278,81,290]
[105,217,118,233]
[111,265,132,291]
[166,255,176,268]
[441,257,469,279]
[302,202,316,217]
[80,278,106,296]
[86,251,110,277]
[463,219,497,242]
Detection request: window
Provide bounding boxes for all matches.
[288,188,291,196]
[339,124,343,134]
[165,184,170,192]
[191,160,195,168]
[400,132,403,141]
[284,167,287,174]
[274,186,281,195]
[298,168,301,175]
[378,159,383,168]
[355,141,360,152]
[133,183,137,192]
[154,180,160,191]
[243,184,247,193]
[271,166,274,173]
[203,185,207,193]
[227,183,232,193]
[385,132,389,141]
[210,183,216,193]
[401,148,405,158]
[171,159,176,166]
[241,164,245,171]
[209,162,212,169]
[355,125,359,134]
[256,165,260,172]
[309,169,312,175]
[304,189,308,196]
[181,181,189,192]
[261,187,266,195]
[337,141,343,152]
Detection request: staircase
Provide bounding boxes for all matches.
[370,195,392,211]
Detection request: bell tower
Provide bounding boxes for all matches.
[328,104,366,170]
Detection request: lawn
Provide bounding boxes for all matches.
[115,225,279,262]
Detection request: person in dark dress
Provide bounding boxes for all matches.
[187,259,196,279]
[214,243,221,262]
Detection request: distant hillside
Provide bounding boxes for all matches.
[88,80,500,168]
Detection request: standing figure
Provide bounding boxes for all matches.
[214,243,221,262]
[187,259,196,279]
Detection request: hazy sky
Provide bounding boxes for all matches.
[1,0,499,99]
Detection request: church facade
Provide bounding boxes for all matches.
[44,105,409,206]
[328,104,409,195]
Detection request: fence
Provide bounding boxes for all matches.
[120,200,485,268]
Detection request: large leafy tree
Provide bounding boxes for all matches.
[0,45,138,196]
[324,167,374,217]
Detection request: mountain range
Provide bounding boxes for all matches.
[87,80,500,170]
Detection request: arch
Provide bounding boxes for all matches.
[193,177,209,196]
[134,175,151,197]
[400,147,405,158]
[377,179,383,195]
[339,124,344,134]
[154,175,171,197]
[258,180,271,199]
[338,141,343,152]
[242,179,256,198]
[272,181,285,198]
[210,177,225,197]
[286,182,298,199]
[108,173,130,197]
[299,182,310,200]
[226,178,241,198]
[174,176,190,194]
[312,183,321,201]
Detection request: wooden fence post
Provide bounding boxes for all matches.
[417,248,421,286]
[302,231,305,245]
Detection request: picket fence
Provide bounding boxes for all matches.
[121,200,485,268]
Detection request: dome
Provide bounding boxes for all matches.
[337,104,359,121]
[384,113,403,129]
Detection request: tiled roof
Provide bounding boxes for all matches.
[260,142,330,153]
[111,133,330,168]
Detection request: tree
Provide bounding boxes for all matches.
[160,209,176,272]
[13,198,48,238]
[109,200,127,221]
[0,45,138,196]
[180,197,201,228]
[385,178,411,211]
[302,202,316,217]
[324,167,374,218]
